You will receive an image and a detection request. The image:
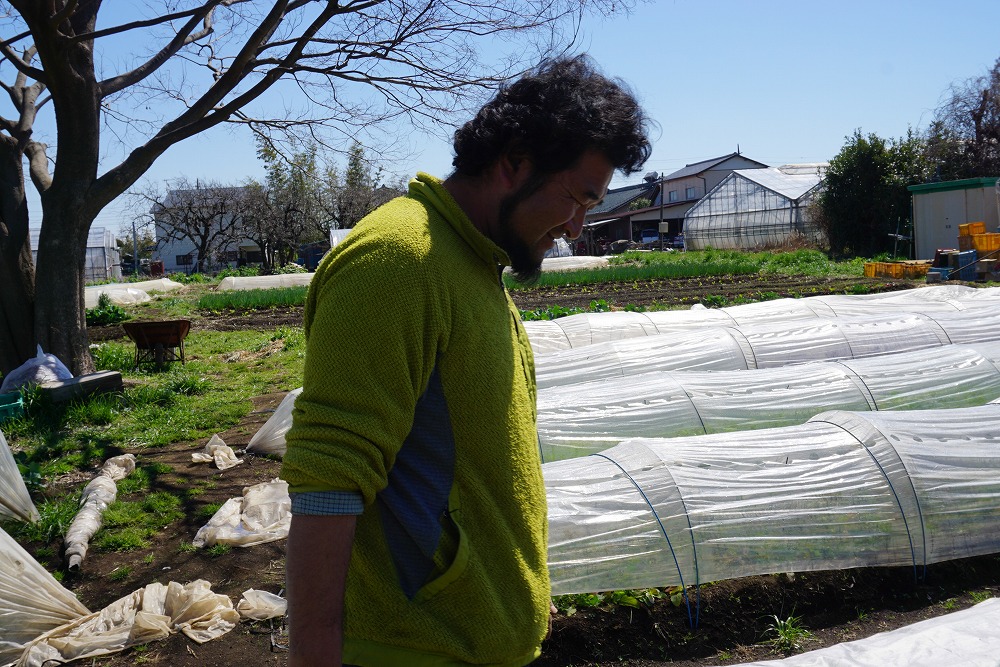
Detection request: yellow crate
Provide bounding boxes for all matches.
[958,235,976,251]
[972,233,1000,256]
[863,262,877,278]
[878,262,905,279]
[902,262,931,279]
[959,221,986,236]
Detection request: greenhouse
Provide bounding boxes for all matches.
[545,403,1000,597]
[29,226,122,282]
[537,341,1000,461]
[682,165,826,251]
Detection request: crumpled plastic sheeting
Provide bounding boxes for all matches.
[0,345,73,394]
[191,434,243,470]
[64,454,136,570]
[0,429,38,522]
[193,479,290,548]
[0,527,90,666]
[733,598,1000,666]
[237,588,287,620]
[16,579,240,667]
[246,388,302,456]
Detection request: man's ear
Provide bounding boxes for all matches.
[498,151,533,190]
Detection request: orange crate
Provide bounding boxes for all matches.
[877,262,905,279]
[863,262,877,278]
[972,233,1000,256]
[902,262,931,279]
[958,235,976,251]
[959,221,986,236]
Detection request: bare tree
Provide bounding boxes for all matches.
[146,179,245,274]
[928,56,1000,179]
[0,0,616,375]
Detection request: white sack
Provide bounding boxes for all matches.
[192,479,290,548]
[246,388,302,456]
[63,454,136,570]
[0,346,72,394]
[0,429,38,522]
[17,579,239,667]
[0,528,90,666]
[734,598,1000,667]
[191,434,242,470]
[237,589,287,620]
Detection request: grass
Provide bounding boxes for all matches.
[197,286,308,311]
[765,613,814,652]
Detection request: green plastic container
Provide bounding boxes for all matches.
[0,391,24,423]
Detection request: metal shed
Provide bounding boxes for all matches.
[908,178,1000,260]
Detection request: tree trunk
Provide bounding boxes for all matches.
[0,137,35,376]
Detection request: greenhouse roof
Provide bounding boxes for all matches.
[733,166,824,201]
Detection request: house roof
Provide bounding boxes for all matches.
[664,152,768,181]
[732,166,826,201]
[588,180,658,215]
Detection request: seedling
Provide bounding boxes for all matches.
[765,613,813,652]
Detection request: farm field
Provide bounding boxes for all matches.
[7,267,999,667]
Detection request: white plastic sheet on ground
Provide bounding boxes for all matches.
[0,429,38,522]
[537,342,1000,461]
[16,579,239,667]
[237,589,287,621]
[84,278,183,308]
[545,404,1000,596]
[216,273,314,291]
[63,454,136,570]
[193,479,290,548]
[535,308,1000,389]
[191,434,243,470]
[0,527,90,666]
[732,598,1000,667]
[246,388,301,455]
[526,285,1000,355]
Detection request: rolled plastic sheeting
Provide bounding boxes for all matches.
[237,589,287,621]
[63,454,137,570]
[216,273,314,291]
[0,527,91,666]
[537,342,1000,461]
[536,308,1000,389]
[0,429,38,522]
[17,579,239,667]
[526,285,1000,355]
[246,388,302,455]
[192,479,290,548]
[545,404,1000,596]
[732,597,1000,667]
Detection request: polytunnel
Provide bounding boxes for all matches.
[525,285,1000,355]
[537,341,1000,462]
[545,404,1000,597]
[536,307,1000,389]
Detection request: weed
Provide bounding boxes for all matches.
[198,503,224,520]
[86,293,129,326]
[91,343,135,373]
[178,541,198,554]
[701,294,729,308]
[765,614,813,652]
[206,543,232,557]
[971,590,992,604]
[143,552,155,564]
[108,566,131,581]
[4,494,80,543]
[167,375,210,396]
[942,598,958,610]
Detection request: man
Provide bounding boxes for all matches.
[281,56,650,666]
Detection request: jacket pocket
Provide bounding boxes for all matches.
[414,488,469,601]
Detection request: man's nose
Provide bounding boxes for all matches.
[563,208,586,240]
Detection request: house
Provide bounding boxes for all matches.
[683,164,827,251]
[581,152,769,253]
[907,177,1000,260]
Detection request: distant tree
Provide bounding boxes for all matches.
[820,130,931,258]
[145,180,245,274]
[319,142,402,231]
[926,56,1000,179]
[0,1,617,375]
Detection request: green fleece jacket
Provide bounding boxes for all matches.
[280,174,549,666]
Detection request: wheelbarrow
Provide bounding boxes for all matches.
[121,319,191,368]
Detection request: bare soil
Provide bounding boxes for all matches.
[54,273,999,666]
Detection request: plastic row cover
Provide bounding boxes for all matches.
[536,308,1000,389]
[216,273,314,291]
[64,454,136,571]
[545,404,1000,596]
[0,429,38,522]
[538,342,1000,462]
[526,285,1000,355]
[84,278,183,308]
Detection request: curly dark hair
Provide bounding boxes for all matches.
[452,55,652,178]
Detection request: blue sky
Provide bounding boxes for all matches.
[25,0,1000,234]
